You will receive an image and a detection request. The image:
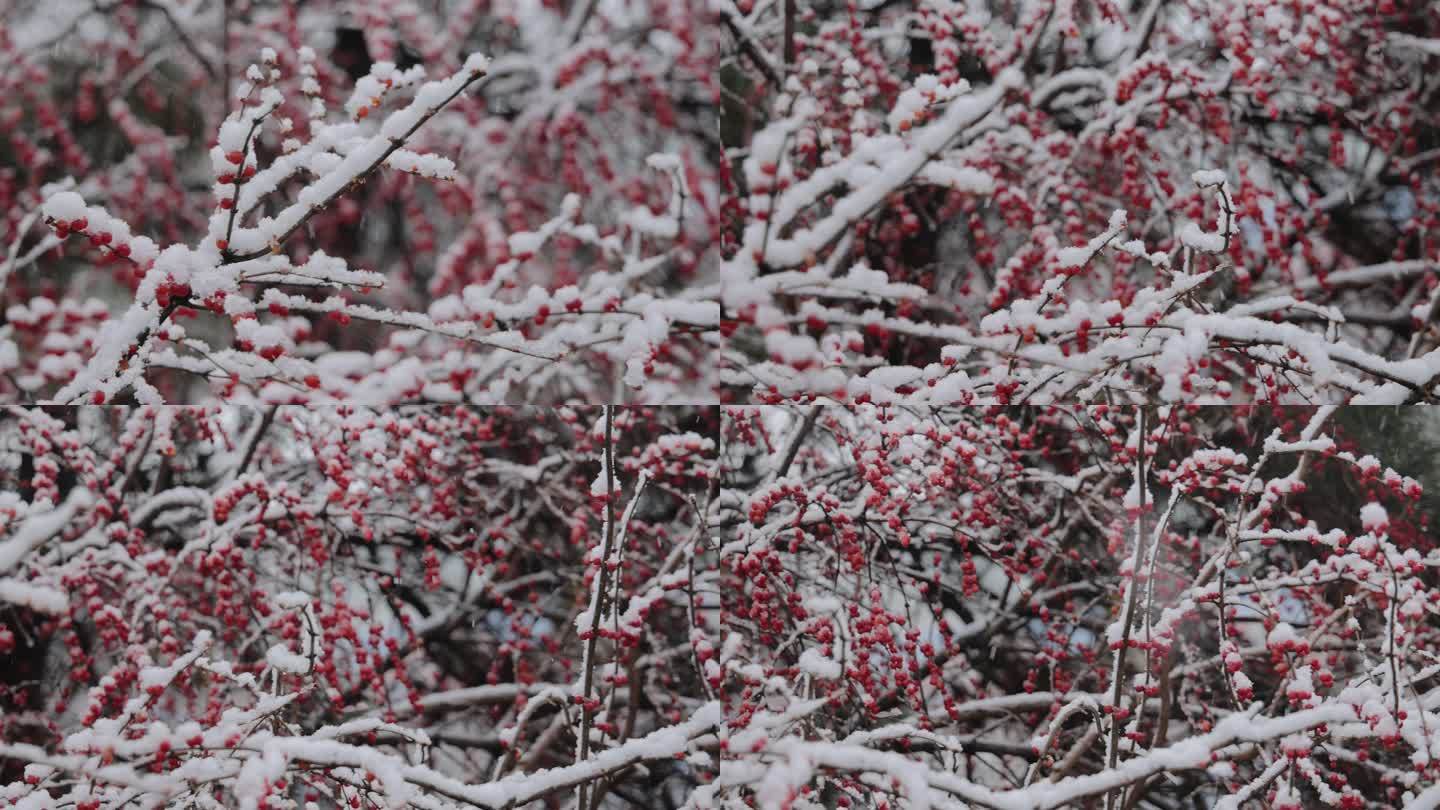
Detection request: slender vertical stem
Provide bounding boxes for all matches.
[783,0,796,70]
[221,0,231,103]
[1106,407,1147,810]
[576,405,616,810]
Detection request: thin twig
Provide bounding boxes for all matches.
[227,68,492,263]
[1105,407,1147,810]
[576,405,618,810]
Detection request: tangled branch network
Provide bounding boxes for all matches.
[717,405,1440,809]
[720,0,1440,405]
[0,406,720,809]
[6,1,1440,810]
[3,0,719,405]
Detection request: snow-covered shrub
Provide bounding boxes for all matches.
[0,406,719,808]
[716,404,1440,808]
[2,0,719,404]
[720,0,1440,404]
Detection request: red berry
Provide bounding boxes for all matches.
[226,150,244,164]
